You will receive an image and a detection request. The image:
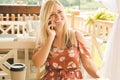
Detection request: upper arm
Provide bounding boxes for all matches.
[75,31,94,67]
[75,31,92,58]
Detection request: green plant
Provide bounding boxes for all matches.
[86,8,116,25]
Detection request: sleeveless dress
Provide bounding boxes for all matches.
[41,40,91,80]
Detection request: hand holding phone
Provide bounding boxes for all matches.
[47,20,56,39]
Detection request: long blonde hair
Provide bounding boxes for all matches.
[36,0,73,48]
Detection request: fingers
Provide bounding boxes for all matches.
[48,18,53,24]
[48,17,56,31]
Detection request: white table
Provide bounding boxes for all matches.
[0,36,35,80]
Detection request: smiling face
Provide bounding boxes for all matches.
[39,0,70,47]
[49,3,65,31]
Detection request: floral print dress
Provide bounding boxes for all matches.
[41,41,91,80]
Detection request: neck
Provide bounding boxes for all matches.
[53,30,65,49]
[55,28,63,39]
[55,31,63,43]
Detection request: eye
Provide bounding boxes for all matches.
[49,14,55,19]
[50,14,55,17]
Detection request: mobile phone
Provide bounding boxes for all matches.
[48,21,51,25]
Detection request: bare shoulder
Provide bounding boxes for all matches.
[69,29,80,35]
[69,29,85,44]
[75,30,84,41]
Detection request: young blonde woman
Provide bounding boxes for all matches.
[32,0,101,79]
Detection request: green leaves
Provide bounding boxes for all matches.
[94,8,116,21]
[86,8,116,25]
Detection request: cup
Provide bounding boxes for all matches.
[10,63,26,80]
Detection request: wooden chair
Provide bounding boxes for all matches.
[0,21,28,34]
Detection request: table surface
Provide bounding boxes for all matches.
[0,35,36,80]
[0,34,36,49]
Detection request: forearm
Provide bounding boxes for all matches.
[84,60,100,78]
[32,37,54,67]
[81,55,101,78]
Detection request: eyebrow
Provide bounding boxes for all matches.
[52,9,62,13]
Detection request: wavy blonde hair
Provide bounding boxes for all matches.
[36,0,72,48]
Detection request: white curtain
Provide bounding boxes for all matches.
[101,0,120,13]
[101,0,120,80]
